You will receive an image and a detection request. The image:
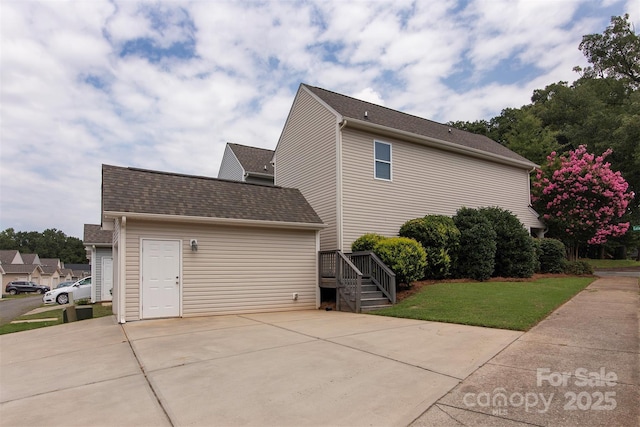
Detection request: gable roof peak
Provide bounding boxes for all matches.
[226,143,275,176]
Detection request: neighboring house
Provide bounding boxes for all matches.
[0,250,24,266]
[59,269,73,281]
[65,264,91,279]
[0,250,42,288]
[21,254,41,265]
[39,258,62,288]
[101,164,323,323]
[218,142,275,185]
[1,264,44,288]
[274,84,545,254]
[84,224,114,302]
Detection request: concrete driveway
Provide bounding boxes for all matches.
[0,310,521,426]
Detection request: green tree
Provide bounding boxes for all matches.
[576,14,640,88]
[0,228,87,264]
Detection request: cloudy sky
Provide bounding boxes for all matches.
[1,0,637,239]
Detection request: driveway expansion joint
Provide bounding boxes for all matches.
[120,324,175,427]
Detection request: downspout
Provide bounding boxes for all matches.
[91,245,97,303]
[119,216,127,324]
[337,119,347,251]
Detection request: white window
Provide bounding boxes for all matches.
[374,141,392,181]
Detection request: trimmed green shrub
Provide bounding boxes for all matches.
[351,233,386,252]
[478,207,536,278]
[373,237,427,286]
[531,237,542,273]
[564,260,594,275]
[453,207,497,281]
[398,215,460,279]
[538,238,567,273]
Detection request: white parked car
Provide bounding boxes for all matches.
[43,276,92,305]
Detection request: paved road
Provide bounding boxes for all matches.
[0,295,44,325]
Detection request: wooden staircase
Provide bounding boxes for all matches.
[359,279,393,311]
[321,250,396,313]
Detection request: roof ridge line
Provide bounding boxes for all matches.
[103,164,281,189]
[304,83,459,130]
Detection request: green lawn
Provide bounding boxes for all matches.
[373,277,595,331]
[580,258,640,269]
[0,304,114,335]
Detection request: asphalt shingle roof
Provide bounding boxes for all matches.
[21,254,39,264]
[83,224,113,245]
[0,250,21,265]
[303,84,535,165]
[2,264,41,274]
[228,143,275,176]
[102,165,323,225]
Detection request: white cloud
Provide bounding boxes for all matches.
[351,87,385,105]
[0,0,632,237]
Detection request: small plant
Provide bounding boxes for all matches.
[373,237,427,286]
[351,233,387,252]
[538,238,567,273]
[75,298,91,305]
[564,260,594,275]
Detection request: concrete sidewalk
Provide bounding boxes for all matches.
[412,276,640,426]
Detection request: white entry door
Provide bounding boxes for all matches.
[102,257,113,301]
[142,240,180,319]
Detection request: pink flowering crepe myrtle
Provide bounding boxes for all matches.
[531,145,634,255]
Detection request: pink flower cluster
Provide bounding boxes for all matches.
[531,145,634,245]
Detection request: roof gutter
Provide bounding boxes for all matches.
[103,211,326,231]
[244,171,275,179]
[344,117,539,170]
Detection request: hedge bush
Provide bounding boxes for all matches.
[478,207,536,278]
[398,215,460,279]
[538,238,567,273]
[373,237,427,286]
[531,237,542,273]
[564,260,594,275]
[351,233,387,252]
[453,207,497,281]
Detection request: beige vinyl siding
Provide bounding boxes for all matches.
[124,220,317,320]
[275,88,338,250]
[341,128,538,249]
[218,144,245,181]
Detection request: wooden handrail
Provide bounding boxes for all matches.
[336,251,362,313]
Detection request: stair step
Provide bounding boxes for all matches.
[361,291,384,299]
[360,297,392,307]
[361,304,392,312]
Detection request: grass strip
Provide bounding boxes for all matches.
[0,303,114,335]
[373,277,595,331]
